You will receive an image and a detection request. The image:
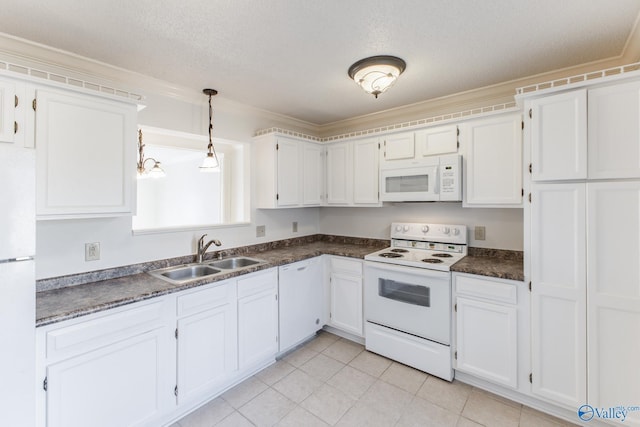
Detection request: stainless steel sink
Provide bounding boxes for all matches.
[207,257,264,269]
[149,264,222,284]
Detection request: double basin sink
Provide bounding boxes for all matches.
[149,256,266,285]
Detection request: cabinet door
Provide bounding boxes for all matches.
[278,258,323,352]
[588,81,640,179]
[463,113,522,207]
[238,289,278,371]
[35,89,137,217]
[46,329,173,427]
[326,142,352,205]
[383,132,414,161]
[530,90,587,181]
[530,183,586,408]
[353,138,379,205]
[177,302,237,405]
[0,79,16,143]
[276,137,301,207]
[302,142,323,206]
[329,272,363,336]
[416,125,458,157]
[456,297,517,389]
[587,182,640,425]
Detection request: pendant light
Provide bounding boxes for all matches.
[136,129,165,179]
[348,55,406,98]
[200,88,219,172]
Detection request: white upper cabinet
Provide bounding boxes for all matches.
[382,125,458,166]
[302,142,324,205]
[275,137,300,207]
[326,138,380,206]
[382,132,414,161]
[35,88,137,218]
[353,138,380,205]
[326,141,352,205]
[588,81,640,179]
[254,134,323,208]
[416,125,458,157]
[529,89,587,181]
[461,113,522,207]
[0,78,17,144]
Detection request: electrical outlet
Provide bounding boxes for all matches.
[256,225,266,238]
[292,221,298,232]
[85,242,100,261]
[474,226,486,241]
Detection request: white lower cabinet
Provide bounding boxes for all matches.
[36,299,175,427]
[326,256,363,337]
[176,280,237,407]
[454,273,524,390]
[278,257,324,352]
[237,268,279,372]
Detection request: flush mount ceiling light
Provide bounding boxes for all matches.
[200,88,219,172]
[348,55,406,98]
[136,129,165,179]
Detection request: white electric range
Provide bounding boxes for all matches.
[364,222,468,381]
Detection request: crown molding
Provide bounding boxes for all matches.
[1,29,639,138]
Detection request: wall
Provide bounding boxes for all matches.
[320,204,523,251]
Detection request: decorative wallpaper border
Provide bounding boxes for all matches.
[255,101,518,142]
[0,60,144,102]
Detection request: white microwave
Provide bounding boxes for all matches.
[379,154,462,202]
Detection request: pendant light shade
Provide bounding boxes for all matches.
[348,55,406,98]
[200,88,219,172]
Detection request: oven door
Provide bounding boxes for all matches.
[379,165,439,202]
[364,261,451,345]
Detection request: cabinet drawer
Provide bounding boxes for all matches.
[455,274,517,305]
[237,268,277,299]
[177,279,235,317]
[330,256,362,276]
[44,300,166,361]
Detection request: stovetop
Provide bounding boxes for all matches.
[364,222,468,272]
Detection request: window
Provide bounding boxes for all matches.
[132,126,248,232]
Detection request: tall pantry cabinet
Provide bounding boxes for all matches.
[523,76,640,425]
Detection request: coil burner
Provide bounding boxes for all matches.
[379,253,403,258]
[432,253,453,258]
[421,258,443,264]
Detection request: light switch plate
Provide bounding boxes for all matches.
[256,225,266,238]
[474,226,486,241]
[292,221,298,232]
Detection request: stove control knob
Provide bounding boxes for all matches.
[395,225,402,232]
[452,228,460,236]
[442,227,450,234]
[403,225,410,232]
[421,225,429,233]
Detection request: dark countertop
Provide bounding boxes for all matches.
[36,240,524,327]
[451,255,524,282]
[36,241,384,327]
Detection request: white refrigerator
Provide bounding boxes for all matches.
[0,133,35,426]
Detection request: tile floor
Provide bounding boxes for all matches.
[171,331,579,427]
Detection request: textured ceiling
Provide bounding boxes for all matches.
[1,0,639,125]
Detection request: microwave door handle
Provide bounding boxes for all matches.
[434,166,440,194]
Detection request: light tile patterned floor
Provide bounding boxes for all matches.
[171,331,579,427]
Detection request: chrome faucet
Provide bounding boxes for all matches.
[196,234,222,263]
